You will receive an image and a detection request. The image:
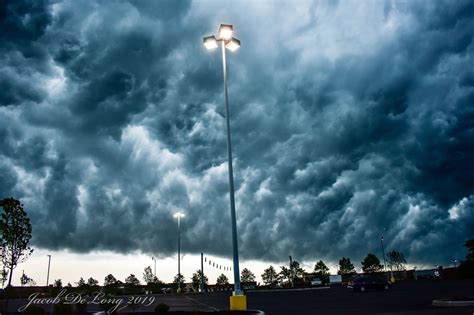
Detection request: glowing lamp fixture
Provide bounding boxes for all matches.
[203,24,241,52]
[218,24,233,40]
[203,35,218,50]
[173,212,185,219]
[225,38,241,52]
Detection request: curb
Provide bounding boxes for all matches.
[432,299,474,307]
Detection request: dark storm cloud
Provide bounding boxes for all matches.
[0,0,473,269]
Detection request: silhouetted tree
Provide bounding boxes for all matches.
[20,273,36,286]
[0,198,33,287]
[241,268,256,282]
[464,239,474,261]
[278,266,291,285]
[191,269,208,291]
[76,277,86,287]
[460,238,474,278]
[361,253,383,274]
[216,274,229,285]
[277,261,306,286]
[104,274,118,286]
[1,268,8,287]
[173,273,185,287]
[386,250,407,271]
[143,266,155,284]
[53,279,62,288]
[125,274,140,286]
[286,260,306,285]
[338,257,356,275]
[142,266,162,286]
[87,277,99,287]
[313,260,330,284]
[261,266,278,287]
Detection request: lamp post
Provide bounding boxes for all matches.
[204,24,245,310]
[173,212,185,291]
[381,236,395,282]
[380,237,387,273]
[289,255,294,288]
[200,252,204,292]
[46,255,51,286]
[152,256,156,278]
[203,22,241,288]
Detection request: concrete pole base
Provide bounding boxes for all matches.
[230,294,247,310]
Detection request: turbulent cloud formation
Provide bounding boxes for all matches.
[1,0,473,266]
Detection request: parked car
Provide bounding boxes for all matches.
[415,269,440,279]
[311,278,322,286]
[329,275,342,284]
[347,276,391,292]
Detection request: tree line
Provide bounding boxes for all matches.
[1,197,474,290]
[257,252,408,287]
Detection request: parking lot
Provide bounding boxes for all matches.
[190,279,474,315]
[2,279,473,314]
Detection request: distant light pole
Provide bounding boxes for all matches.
[289,255,294,288]
[173,211,185,290]
[203,24,242,296]
[380,237,387,273]
[46,255,51,286]
[200,252,204,292]
[152,256,157,277]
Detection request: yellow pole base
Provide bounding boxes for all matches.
[390,276,396,283]
[230,294,247,311]
[177,287,182,293]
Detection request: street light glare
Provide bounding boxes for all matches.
[203,35,218,50]
[226,38,241,52]
[173,212,185,218]
[218,24,233,40]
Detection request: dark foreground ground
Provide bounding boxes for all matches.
[2,279,474,314]
[190,279,474,315]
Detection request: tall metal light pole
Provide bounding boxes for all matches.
[380,237,387,273]
[289,255,294,288]
[203,22,242,292]
[46,255,51,286]
[173,212,185,291]
[200,252,204,292]
[204,24,245,311]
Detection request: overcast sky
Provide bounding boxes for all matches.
[1,0,473,285]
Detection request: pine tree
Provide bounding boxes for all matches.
[241,268,256,282]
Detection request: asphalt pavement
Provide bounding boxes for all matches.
[3,279,473,314]
[189,279,474,315]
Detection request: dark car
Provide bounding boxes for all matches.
[347,276,391,292]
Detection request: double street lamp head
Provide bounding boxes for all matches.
[173,212,185,219]
[203,24,240,51]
